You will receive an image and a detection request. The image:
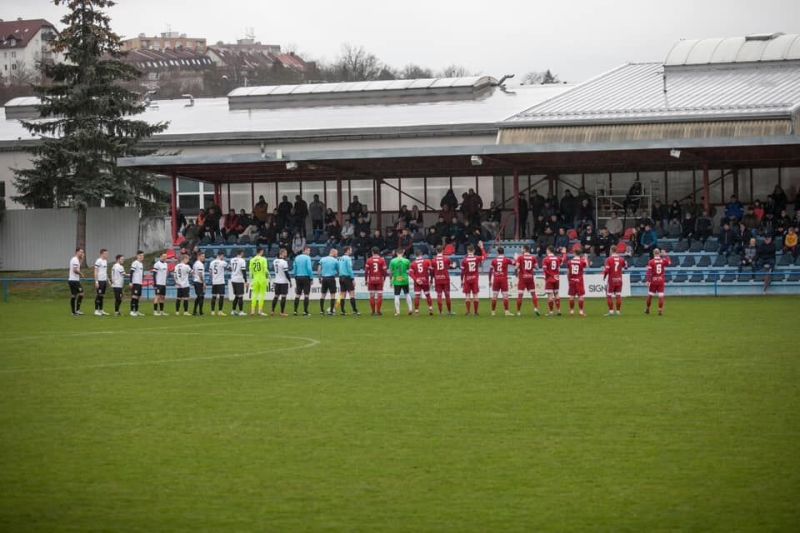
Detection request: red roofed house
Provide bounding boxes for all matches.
[0,18,60,83]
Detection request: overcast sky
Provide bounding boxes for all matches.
[3,0,798,82]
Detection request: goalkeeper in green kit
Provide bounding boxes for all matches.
[248,247,269,316]
[389,248,413,316]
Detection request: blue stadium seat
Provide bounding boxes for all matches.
[682,256,696,267]
[787,273,800,282]
[673,273,688,283]
[704,240,719,253]
[721,273,736,283]
[778,254,794,266]
[689,240,704,253]
[737,273,752,282]
[590,255,604,268]
[238,235,251,245]
[696,256,711,267]
[713,255,728,267]
[689,273,705,283]
[660,241,672,252]
[727,254,741,267]
[629,272,643,283]
[673,240,689,253]
[635,255,649,268]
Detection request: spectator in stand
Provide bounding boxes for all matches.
[741,206,759,231]
[435,216,449,239]
[291,231,306,258]
[448,216,466,244]
[734,222,751,254]
[238,209,251,229]
[222,209,243,240]
[554,227,570,252]
[196,209,207,238]
[517,195,529,238]
[242,221,259,243]
[776,209,792,231]
[560,190,578,227]
[398,228,414,257]
[681,212,696,243]
[409,205,423,232]
[668,200,682,223]
[341,219,355,244]
[346,196,363,223]
[769,184,788,215]
[718,222,737,256]
[441,188,458,212]
[276,195,292,230]
[576,187,592,207]
[353,216,369,238]
[353,230,370,259]
[628,227,641,256]
[483,201,502,237]
[605,211,623,237]
[761,212,776,238]
[544,196,559,218]
[640,224,658,256]
[204,205,221,241]
[467,227,483,249]
[360,205,372,227]
[426,227,441,248]
[533,214,547,238]
[695,211,713,243]
[667,217,682,238]
[595,227,615,256]
[537,227,555,256]
[576,198,594,230]
[325,213,341,242]
[623,178,642,216]
[175,209,188,236]
[753,200,765,222]
[309,194,325,240]
[686,198,702,218]
[756,235,777,291]
[253,195,268,226]
[397,205,412,228]
[293,195,309,237]
[580,226,596,255]
[651,200,668,231]
[545,213,561,234]
[724,195,744,223]
[739,238,758,272]
[278,229,291,252]
[530,189,545,222]
[184,219,202,248]
[784,227,798,258]
[371,229,387,254]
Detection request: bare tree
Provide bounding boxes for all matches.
[439,64,472,77]
[521,69,561,85]
[399,63,433,79]
[334,43,383,82]
[8,61,40,86]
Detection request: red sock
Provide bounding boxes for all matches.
[555,298,561,311]
[445,294,451,312]
[606,295,614,311]
[658,296,665,311]
[616,296,622,311]
[569,299,575,310]
[517,295,523,311]
[548,300,554,311]
[466,300,471,313]
[377,295,383,311]
[414,294,420,310]
[579,298,584,311]
[503,297,509,311]
[369,295,375,313]
[646,295,652,309]
[491,298,497,311]
[437,293,443,312]
[474,300,479,314]
[426,294,432,309]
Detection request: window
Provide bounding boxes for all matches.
[11,51,16,58]
[426,177,450,209]
[277,181,300,204]
[178,178,199,193]
[399,178,424,210]
[0,181,5,198]
[380,179,400,212]
[301,181,324,206]
[349,179,373,209]
[11,63,16,70]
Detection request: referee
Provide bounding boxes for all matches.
[338,246,359,316]
[317,248,339,316]
[292,245,314,317]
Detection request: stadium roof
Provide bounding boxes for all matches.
[500,61,800,127]
[0,83,570,147]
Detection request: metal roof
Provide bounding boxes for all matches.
[665,33,800,66]
[502,61,800,127]
[0,83,570,144]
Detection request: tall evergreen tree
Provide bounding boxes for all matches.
[13,0,168,255]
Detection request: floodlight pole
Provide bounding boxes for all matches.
[513,169,520,240]
[170,172,178,244]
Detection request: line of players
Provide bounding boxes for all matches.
[68,242,671,318]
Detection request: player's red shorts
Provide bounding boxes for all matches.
[491,278,509,292]
[606,278,623,294]
[463,278,479,294]
[434,280,450,293]
[517,277,535,292]
[568,279,585,297]
[367,280,384,291]
[413,280,431,293]
[648,280,665,294]
[545,277,559,292]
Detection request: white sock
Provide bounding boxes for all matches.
[405,294,413,311]
[394,296,400,314]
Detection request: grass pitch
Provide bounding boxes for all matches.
[0,296,798,531]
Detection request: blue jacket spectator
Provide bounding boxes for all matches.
[640,225,658,255]
[725,195,744,222]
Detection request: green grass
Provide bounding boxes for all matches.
[1,296,798,532]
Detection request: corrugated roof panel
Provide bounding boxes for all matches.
[665,33,800,65]
[686,37,725,64]
[762,33,796,60]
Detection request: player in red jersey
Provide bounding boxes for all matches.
[410,248,434,315]
[542,246,567,316]
[602,245,627,316]
[566,247,589,317]
[645,248,671,315]
[460,242,485,316]
[514,244,540,316]
[364,247,387,316]
[489,246,514,316]
[431,245,454,315]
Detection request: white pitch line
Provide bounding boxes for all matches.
[2,324,209,343]
[0,336,321,374]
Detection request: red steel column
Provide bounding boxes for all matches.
[336,177,343,225]
[513,169,520,240]
[214,182,222,208]
[170,173,178,243]
[375,178,382,233]
[702,164,710,213]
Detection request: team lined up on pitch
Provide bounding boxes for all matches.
[67,243,672,318]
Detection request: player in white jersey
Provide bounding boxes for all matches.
[129,250,145,316]
[111,254,126,316]
[209,251,229,316]
[68,247,85,316]
[271,248,291,316]
[192,251,207,316]
[173,254,192,315]
[151,252,170,316]
[229,249,248,316]
[93,248,110,316]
